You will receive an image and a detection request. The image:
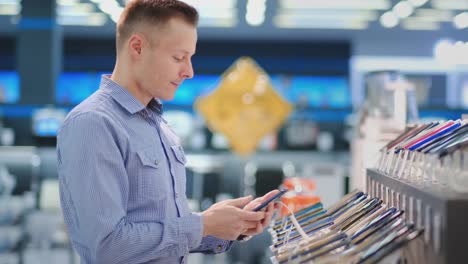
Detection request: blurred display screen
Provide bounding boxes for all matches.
[270,75,350,108]
[33,118,62,137]
[0,71,20,103]
[55,72,351,108]
[163,74,220,105]
[56,72,101,105]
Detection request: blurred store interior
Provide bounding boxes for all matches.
[0,0,467,263]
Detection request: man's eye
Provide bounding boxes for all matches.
[174,56,183,62]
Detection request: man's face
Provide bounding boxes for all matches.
[135,17,197,102]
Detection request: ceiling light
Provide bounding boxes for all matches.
[454,12,468,29]
[246,0,266,26]
[274,16,368,29]
[57,3,95,16]
[434,39,456,65]
[277,10,378,21]
[180,0,237,9]
[278,0,390,10]
[415,9,453,21]
[0,3,19,15]
[0,0,18,4]
[198,17,237,27]
[57,13,108,26]
[57,0,80,6]
[432,0,468,10]
[401,18,440,30]
[380,11,399,28]
[408,0,428,7]
[393,1,414,18]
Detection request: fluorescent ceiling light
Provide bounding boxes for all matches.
[57,13,108,26]
[408,0,428,7]
[179,0,237,9]
[0,3,19,15]
[279,0,390,10]
[57,3,95,16]
[277,10,378,21]
[0,0,18,4]
[454,12,468,29]
[274,16,368,29]
[57,0,80,6]
[198,17,237,27]
[198,8,235,19]
[393,1,414,18]
[401,18,440,30]
[432,0,468,10]
[380,11,399,28]
[246,0,266,26]
[415,9,453,21]
[246,13,265,26]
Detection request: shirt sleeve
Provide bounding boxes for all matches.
[57,112,203,264]
[189,236,233,254]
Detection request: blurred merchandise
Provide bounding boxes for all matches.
[351,71,417,190]
[162,110,195,147]
[280,177,320,216]
[31,107,67,138]
[196,57,293,155]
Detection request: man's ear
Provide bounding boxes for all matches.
[128,34,143,57]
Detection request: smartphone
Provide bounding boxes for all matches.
[252,188,288,212]
[237,189,288,241]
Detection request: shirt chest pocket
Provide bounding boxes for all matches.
[170,145,187,195]
[136,147,170,201]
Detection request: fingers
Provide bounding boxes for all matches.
[239,209,265,221]
[243,220,259,229]
[243,199,262,211]
[225,195,253,208]
[262,202,275,228]
[243,222,263,236]
[261,190,280,203]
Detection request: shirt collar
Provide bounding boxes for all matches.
[100,74,163,115]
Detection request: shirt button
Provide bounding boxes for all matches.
[217,245,223,251]
[154,160,159,166]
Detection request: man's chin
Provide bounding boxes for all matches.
[159,94,175,101]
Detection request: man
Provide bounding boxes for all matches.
[57,0,278,263]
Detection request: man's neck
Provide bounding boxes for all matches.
[111,63,152,107]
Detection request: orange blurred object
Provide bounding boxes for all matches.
[283,177,316,192]
[280,177,320,216]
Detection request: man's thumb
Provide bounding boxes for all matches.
[227,195,253,208]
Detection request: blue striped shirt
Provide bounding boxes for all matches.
[57,75,231,264]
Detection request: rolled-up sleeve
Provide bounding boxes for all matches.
[57,112,203,264]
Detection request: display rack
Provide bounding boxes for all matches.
[367,169,468,264]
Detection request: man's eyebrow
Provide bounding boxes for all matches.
[174,49,196,55]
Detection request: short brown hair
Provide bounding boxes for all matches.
[116,0,199,51]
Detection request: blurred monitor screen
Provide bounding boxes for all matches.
[271,75,350,108]
[55,73,352,108]
[0,71,20,103]
[56,72,101,104]
[163,74,220,106]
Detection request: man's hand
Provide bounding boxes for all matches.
[241,190,281,236]
[201,196,266,240]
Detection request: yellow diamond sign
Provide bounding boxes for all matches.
[195,57,293,155]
